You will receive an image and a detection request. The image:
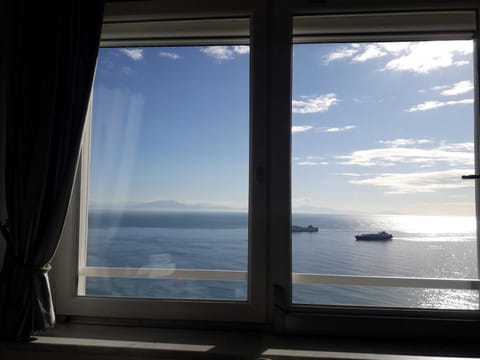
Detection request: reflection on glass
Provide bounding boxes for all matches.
[84,46,250,300]
[291,40,477,309]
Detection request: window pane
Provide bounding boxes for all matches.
[83,45,250,300]
[291,40,478,309]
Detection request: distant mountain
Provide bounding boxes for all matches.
[130,199,240,211]
[292,204,354,214]
[90,199,355,214]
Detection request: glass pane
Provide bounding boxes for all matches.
[291,40,478,309]
[83,45,250,300]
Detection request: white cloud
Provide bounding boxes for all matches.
[324,47,359,63]
[438,80,474,96]
[330,172,362,177]
[119,48,144,61]
[379,42,412,54]
[292,125,313,133]
[200,46,249,61]
[307,155,325,160]
[431,85,450,91]
[292,93,337,114]
[352,44,387,62]
[159,51,182,60]
[337,142,474,168]
[406,98,473,112]
[323,41,472,74]
[201,46,233,60]
[349,169,472,194]
[297,161,328,166]
[296,155,328,166]
[322,125,355,133]
[384,41,472,74]
[232,45,250,54]
[379,138,432,147]
[454,60,470,66]
[438,142,474,152]
[298,161,318,166]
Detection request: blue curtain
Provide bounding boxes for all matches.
[0,0,104,341]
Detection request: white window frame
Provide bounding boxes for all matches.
[50,0,480,338]
[51,0,269,324]
[268,0,480,336]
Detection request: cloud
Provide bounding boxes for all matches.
[337,142,474,168]
[292,125,313,133]
[200,46,249,61]
[324,47,360,63]
[436,80,474,96]
[379,138,432,147]
[322,125,355,133]
[119,48,144,61]
[406,99,473,112]
[438,142,474,152]
[306,155,326,160]
[296,155,328,166]
[384,41,472,74]
[292,93,337,114]
[352,44,388,62]
[349,169,472,194]
[298,161,318,166]
[323,41,472,74]
[232,45,250,54]
[159,51,182,60]
[298,161,328,166]
[330,172,362,177]
[379,42,412,54]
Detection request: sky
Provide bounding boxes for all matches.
[89,40,475,216]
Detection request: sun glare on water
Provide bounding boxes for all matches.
[379,215,476,240]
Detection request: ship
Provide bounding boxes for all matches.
[355,231,393,241]
[292,225,319,232]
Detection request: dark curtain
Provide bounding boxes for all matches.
[0,1,104,341]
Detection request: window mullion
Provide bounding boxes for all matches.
[267,0,293,327]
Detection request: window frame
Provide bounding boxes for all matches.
[269,0,480,337]
[51,0,480,339]
[52,0,269,324]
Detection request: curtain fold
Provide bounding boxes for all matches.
[0,1,104,341]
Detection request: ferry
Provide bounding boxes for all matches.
[292,225,319,233]
[355,231,393,241]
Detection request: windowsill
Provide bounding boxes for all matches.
[2,322,480,360]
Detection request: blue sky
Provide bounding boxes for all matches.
[90,46,250,210]
[89,41,475,215]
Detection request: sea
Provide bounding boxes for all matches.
[85,210,479,310]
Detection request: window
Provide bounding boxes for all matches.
[292,39,477,309]
[53,10,268,322]
[51,0,480,338]
[83,44,250,301]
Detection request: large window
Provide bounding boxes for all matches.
[292,39,477,309]
[54,13,268,323]
[83,45,250,301]
[51,1,480,337]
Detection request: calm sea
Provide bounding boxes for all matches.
[85,210,478,310]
